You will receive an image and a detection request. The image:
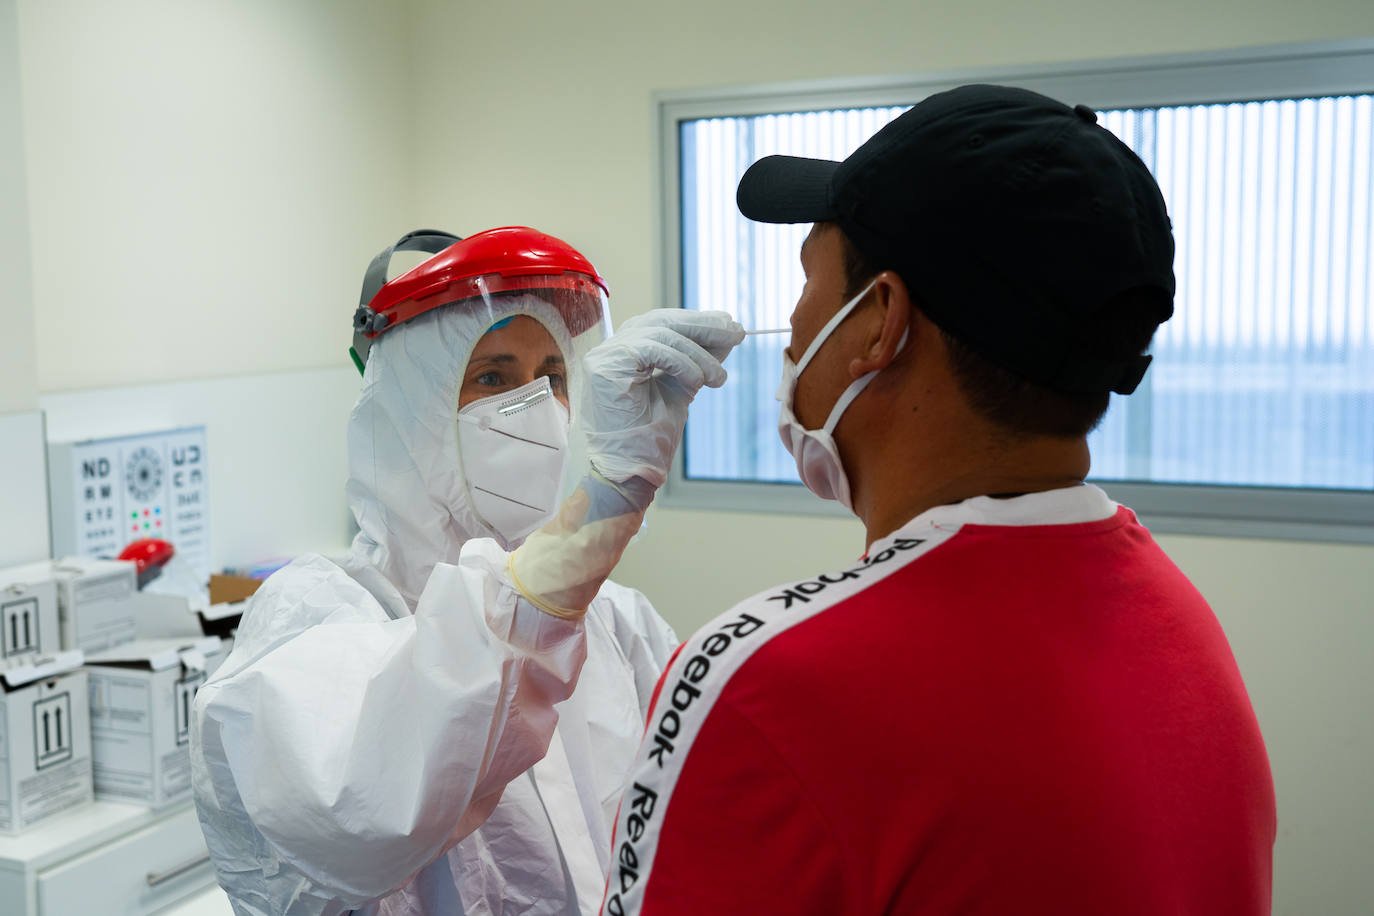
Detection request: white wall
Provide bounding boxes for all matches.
[8,0,416,570]
[16,0,415,393]
[0,411,50,567]
[406,0,1374,319]
[2,0,44,569]
[6,0,1372,911]
[40,368,361,572]
[0,0,36,413]
[1162,533,1374,915]
[406,2,1374,913]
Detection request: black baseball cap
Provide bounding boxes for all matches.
[736,84,1175,395]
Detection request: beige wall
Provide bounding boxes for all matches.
[1162,533,1374,914]
[16,0,416,393]
[407,0,1374,325]
[1,0,36,413]
[407,1,1374,913]
[5,0,1372,911]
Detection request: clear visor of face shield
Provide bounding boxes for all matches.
[456,274,610,414]
[466,271,610,339]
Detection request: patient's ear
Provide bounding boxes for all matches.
[850,270,912,379]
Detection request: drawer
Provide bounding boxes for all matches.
[37,806,215,915]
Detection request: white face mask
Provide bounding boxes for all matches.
[777,278,902,511]
[456,375,570,544]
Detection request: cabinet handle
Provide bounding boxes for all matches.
[146,852,212,887]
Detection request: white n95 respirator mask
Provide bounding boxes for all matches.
[777,278,904,511]
[457,375,570,544]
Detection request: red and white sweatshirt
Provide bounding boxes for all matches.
[601,485,1275,916]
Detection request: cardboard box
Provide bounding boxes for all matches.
[85,636,227,808]
[0,564,61,666]
[208,573,262,606]
[50,557,140,652]
[0,652,94,834]
[201,573,256,640]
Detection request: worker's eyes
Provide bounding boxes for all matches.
[468,368,564,395]
[541,371,567,397]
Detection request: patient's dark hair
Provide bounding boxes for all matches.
[840,231,1163,439]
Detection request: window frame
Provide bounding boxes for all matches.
[656,39,1374,544]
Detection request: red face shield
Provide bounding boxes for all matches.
[351,226,610,373]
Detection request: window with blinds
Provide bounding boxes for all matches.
[660,44,1374,540]
[680,95,1374,493]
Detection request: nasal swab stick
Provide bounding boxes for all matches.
[744,328,789,335]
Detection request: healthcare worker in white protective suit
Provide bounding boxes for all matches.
[190,226,746,916]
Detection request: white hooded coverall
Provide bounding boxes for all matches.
[190,297,677,916]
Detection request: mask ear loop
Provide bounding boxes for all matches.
[795,278,879,375]
[819,325,910,435]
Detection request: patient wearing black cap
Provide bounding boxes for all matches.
[599,84,1275,916]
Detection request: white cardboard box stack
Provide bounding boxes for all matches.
[51,557,140,653]
[0,568,60,664]
[1,557,141,657]
[85,636,227,808]
[0,652,94,835]
[0,556,235,834]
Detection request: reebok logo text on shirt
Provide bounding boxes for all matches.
[603,534,937,916]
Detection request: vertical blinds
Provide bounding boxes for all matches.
[682,95,1374,490]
